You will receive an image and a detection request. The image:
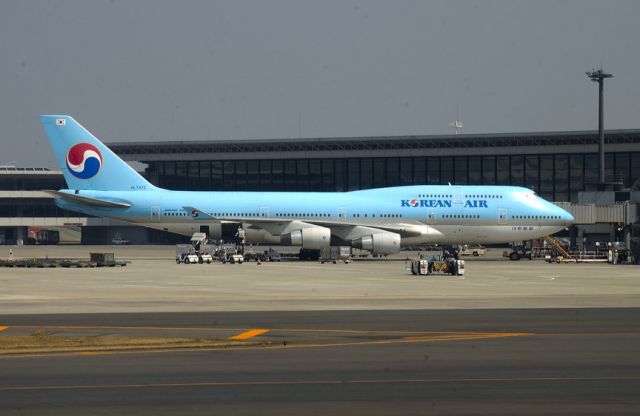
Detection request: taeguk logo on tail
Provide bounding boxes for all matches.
[66,143,102,179]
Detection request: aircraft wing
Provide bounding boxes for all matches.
[45,190,131,208]
[244,218,429,238]
[185,206,432,238]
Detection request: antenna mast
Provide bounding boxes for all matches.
[450,105,463,135]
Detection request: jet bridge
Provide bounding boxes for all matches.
[555,197,640,263]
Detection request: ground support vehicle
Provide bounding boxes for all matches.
[175,233,217,264]
[260,250,282,262]
[214,245,244,264]
[503,243,533,261]
[218,251,244,264]
[230,253,244,264]
[319,246,351,264]
[298,249,320,261]
[176,245,200,264]
[89,252,128,267]
[410,257,465,276]
[459,245,485,257]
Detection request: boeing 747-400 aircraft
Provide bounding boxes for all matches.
[41,115,574,255]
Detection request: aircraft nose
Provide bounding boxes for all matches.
[561,208,575,225]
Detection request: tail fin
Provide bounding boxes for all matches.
[40,115,156,191]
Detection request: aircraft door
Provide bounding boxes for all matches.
[453,189,464,205]
[337,207,347,223]
[427,208,436,224]
[151,206,160,222]
[260,206,269,218]
[498,208,508,224]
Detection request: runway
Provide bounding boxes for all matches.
[1,308,639,415]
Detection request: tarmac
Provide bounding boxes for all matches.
[1,245,639,414]
[0,246,638,314]
[1,309,639,415]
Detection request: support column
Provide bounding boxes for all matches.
[577,227,585,251]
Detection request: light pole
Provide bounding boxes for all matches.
[585,69,613,187]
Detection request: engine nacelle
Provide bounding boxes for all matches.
[281,227,330,250]
[353,232,401,255]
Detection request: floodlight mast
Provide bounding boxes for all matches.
[586,69,613,186]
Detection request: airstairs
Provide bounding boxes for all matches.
[545,235,573,260]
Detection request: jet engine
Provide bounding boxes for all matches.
[353,232,401,255]
[281,226,330,250]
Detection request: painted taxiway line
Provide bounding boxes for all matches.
[0,331,533,359]
[229,329,270,340]
[3,324,519,336]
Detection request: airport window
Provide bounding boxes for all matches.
[482,156,496,185]
[614,153,630,187]
[511,156,524,186]
[454,157,468,185]
[373,158,386,188]
[426,157,440,185]
[468,157,482,185]
[235,161,248,189]
[361,159,373,188]
[348,159,360,191]
[539,154,554,199]
[321,159,334,191]
[223,161,235,190]
[285,160,297,190]
[631,153,640,188]
[583,154,599,193]
[386,158,400,186]
[400,158,413,185]
[441,157,453,185]
[525,155,538,191]
[555,155,569,201]
[272,159,284,191]
[569,154,584,199]
[414,157,426,184]
[496,156,509,185]
[247,160,260,189]
[334,159,345,192]
[211,161,223,189]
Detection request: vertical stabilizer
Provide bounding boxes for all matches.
[40,115,155,191]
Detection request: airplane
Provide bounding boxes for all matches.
[40,115,574,256]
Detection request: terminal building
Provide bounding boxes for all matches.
[2,129,639,257]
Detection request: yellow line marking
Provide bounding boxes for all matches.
[0,326,8,332]
[229,329,269,340]
[0,331,534,359]
[0,375,637,392]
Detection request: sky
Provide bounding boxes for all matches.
[1,0,639,168]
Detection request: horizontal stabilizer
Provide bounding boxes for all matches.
[45,190,131,208]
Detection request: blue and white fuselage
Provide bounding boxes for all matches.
[42,115,574,254]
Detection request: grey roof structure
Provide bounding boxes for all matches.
[108,129,640,161]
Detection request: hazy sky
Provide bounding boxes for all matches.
[2,0,639,167]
